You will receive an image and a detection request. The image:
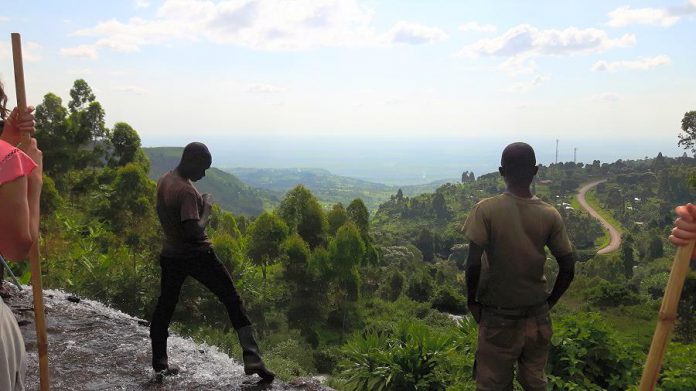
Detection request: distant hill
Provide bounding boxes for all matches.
[226,167,455,210]
[144,148,279,216]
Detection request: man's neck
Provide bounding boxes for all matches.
[174,167,190,181]
[505,184,533,198]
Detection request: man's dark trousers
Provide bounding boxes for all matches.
[150,249,251,349]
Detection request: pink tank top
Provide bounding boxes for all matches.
[0,139,37,185]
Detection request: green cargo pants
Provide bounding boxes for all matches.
[474,304,552,391]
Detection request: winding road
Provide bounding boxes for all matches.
[576,179,622,255]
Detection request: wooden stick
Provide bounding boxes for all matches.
[638,240,695,390]
[12,32,50,391]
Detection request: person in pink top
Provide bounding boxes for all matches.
[0,80,42,391]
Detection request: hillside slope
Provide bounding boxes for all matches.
[226,167,453,210]
[145,148,279,216]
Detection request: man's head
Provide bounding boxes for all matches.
[178,142,212,181]
[498,142,538,186]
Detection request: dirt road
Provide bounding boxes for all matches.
[576,179,621,255]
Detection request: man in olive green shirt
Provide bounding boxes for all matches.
[463,142,575,390]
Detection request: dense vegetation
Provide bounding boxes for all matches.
[7,81,696,390]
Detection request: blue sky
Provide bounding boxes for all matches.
[0,1,695,180]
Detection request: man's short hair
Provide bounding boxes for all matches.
[500,142,537,185]
[501,142,536,169]
[180,142,212,167]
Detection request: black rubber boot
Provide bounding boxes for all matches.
[236,325,275,382]
[152,338,179,375]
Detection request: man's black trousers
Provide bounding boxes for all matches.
[150,248,252,345]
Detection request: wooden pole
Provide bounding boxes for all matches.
[11,32,50,391]
[638,240,695,390]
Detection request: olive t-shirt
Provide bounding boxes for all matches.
[156,170,212,257]
[463,192,573,308]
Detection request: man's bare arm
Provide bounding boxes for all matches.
[547,253,575,308]
[466,241,484,322]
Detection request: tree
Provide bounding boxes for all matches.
[327,203,348,236]
[330,223,365,281]
[281,234,327,342]
[415,228,434,262]
[278,185,327,248]
[395,188,404,201]
[621,241,634,279]
[34,93,71,177]
[247,212,289,279]
[110,122,143,167]
[346,199,369,241]
[677,111,696,154]
[68,79,96,113]
[432,192,448,219]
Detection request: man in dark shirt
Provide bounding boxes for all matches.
[150,142,274,383]
[463,142,575,390]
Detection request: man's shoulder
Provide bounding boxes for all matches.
[475,194,507,208]
[158,171,196,196]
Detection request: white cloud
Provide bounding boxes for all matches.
[607,6,680,27]
[499,56,538,76]
[246,83,287,93]
[592,55,671,72]
[60,44,99,60]
[135,0,151,8]
[460,24,635,59]
[459,21,496,33]
[508,74,549,93]
[63,0,382,54]
[0,16,10,22]
[382,21,447,45]
[113,85,150,95]
[63,0,446,56]
[590,92,622,102]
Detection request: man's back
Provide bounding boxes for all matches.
[156,170,211,257]
[464,192,572,308]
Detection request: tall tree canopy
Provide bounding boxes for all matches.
[677,111,696,154]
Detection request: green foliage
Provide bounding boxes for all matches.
[109,122,143,168]
[431,286,467,315]
[406,271,434,302]
[347,198,370,239]
[327,202,348,235]
[246,211,289,279]
[338,322,457,391]
[583,280,641,308]
[279,185,328,248]
[330,223,366,280]
[68,79,96,113]
[660,343,696,390]
[379,269,405,302]
[677,110,696,154]
[548,312,642,390]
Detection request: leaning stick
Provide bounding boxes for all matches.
[638,240,695,390]
[12,32,50,391]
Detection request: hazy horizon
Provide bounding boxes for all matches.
[142,134,685,185]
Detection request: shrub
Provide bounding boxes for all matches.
[584,281,641,308]
[548,312,642,390]
[431,286,467,315]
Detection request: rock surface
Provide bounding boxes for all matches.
[3,286,332,391]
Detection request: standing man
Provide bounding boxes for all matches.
[150,142,274,383]
[463,142,575,390]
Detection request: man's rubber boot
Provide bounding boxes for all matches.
[236,325,275,382]
[152,338,180,375]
